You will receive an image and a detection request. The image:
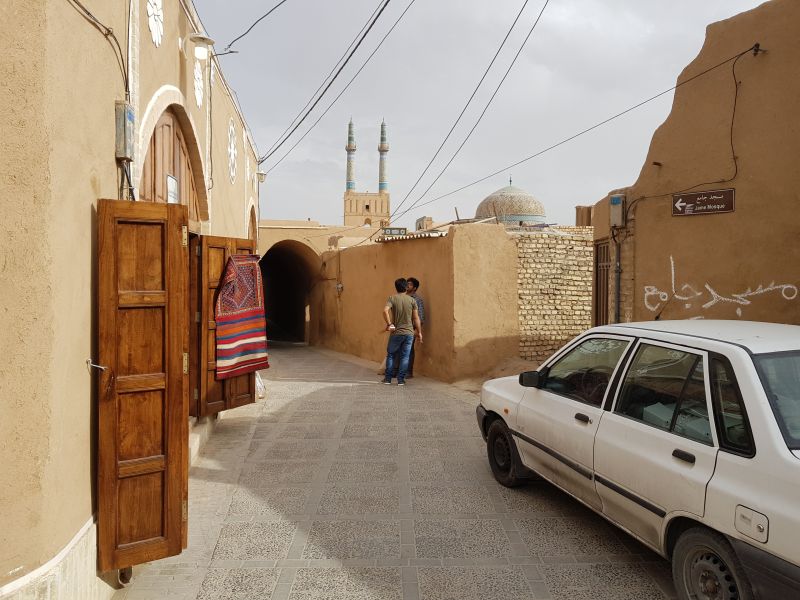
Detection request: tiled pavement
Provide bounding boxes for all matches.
[113,345,676,600]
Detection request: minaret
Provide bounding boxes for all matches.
[378,120,389,193]
[345,119,356,191]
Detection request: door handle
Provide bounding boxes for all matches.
[574,412,592,424]
[672,449,696,464]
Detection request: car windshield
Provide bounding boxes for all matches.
[753,351,800,450]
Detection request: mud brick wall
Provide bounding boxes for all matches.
[516,227,594,362]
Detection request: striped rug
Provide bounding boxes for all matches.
[215,254,269,379]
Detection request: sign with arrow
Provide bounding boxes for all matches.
[672,188,735,216]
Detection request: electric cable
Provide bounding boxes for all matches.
[225,0,292,51]
[388,0,534,219]
[66,0,129,96]
[266,0,418,174]
[262,0,387,158]
[397,0,550,220]
[258,0,393,164]
[396,43,760,220]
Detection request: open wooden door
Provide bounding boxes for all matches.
[97,199,188,571]
[196,235,258,417]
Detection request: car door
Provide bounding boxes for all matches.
[593,340,719,548]
[516,335,633,510]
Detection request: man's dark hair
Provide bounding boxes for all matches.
[394,278,407,293]
[407,277,420,291]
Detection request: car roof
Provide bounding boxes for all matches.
[592,320,800,355]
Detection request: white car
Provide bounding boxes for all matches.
[476,321,800,600]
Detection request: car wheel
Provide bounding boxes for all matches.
[486,419,527,488]
[672,527,753,600]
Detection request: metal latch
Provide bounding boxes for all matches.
[182,353,189,375]
[181,225,188,247]
[182,500,188,522]
[86,359,108,372]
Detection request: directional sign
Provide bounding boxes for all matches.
[672,189,735,216]
[382,227,407,236]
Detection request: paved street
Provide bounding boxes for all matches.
[114,344,676,600]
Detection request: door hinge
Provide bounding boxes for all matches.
[193,388,199,401]
[182,352,189,375]
[181,225,188,247]
[182,499,188,522]
[195,311,201,323]
[195,244,201,256]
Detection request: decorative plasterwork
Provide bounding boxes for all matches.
[193,60,203,107]
[147,0,164,48]
[228,119,238,183]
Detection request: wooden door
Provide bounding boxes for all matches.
[196,235,258,417]
[97,199,188,571]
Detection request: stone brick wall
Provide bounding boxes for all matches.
[515,227,594,362]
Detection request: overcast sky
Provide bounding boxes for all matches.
[193,0,765,229]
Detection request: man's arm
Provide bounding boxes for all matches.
[383,305,395,331]
[412,308,423,343]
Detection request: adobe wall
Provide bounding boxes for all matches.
[0,0,258,593]
[516,229,594,362]
[593,0,800,324]
[310,224,520,382]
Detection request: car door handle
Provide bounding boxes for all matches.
[574,413,592,424]
[672,449,696,464]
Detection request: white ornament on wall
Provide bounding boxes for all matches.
[147,0,164,48]
[228,119,238,183]
[246,160,251,190]
[193,61,203,107]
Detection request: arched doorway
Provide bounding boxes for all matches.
[260,241,319,342]
[140,107,207,227]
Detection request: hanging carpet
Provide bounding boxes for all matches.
[215,254,269,379]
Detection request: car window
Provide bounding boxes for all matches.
[710,356,754,456]
[616,344,712,445]
[542,338,629,406]
[753,351,800,451]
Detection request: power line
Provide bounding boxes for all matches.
[389,0,533,219]
[398,0,550,219]
[225,0,292,51]
[266,0,418,174]
[258,0,393,164]
[263,0,387,159]
[397,43,760,219]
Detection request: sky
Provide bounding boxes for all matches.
[193,0,767,229]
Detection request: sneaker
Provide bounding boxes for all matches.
[397,381,406,386]
[382,379,392,385]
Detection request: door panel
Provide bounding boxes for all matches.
[198,235,257,417]
[97,199,188,571]
[594,341,719,548]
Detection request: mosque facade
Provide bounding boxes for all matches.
[343,120,391,227]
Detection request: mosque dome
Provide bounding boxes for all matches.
[475,185,546,225]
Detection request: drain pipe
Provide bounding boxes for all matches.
[614,235,621,324]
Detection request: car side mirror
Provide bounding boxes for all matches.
[519,369,546,388]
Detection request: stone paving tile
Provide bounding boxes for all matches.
[302,520,401,559]
[317,485,401,515]
[115,345,676,600]
[289,567,402,600]
[414,519,512,559]
[197,567,280,600]
[227,486,310,518]
[212,521,298,560]
[411,484,495,514]
[417,566,534,600]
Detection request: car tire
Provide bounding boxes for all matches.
[672,527,754,600]
[486,419,527,488]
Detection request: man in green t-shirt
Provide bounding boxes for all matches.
[382,278,422,385]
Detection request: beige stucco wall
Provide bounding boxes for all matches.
[310,224,519,382]
[0,0,258,590]
[593,0,800,324]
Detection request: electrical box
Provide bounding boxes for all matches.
[610,194,625,227]
[115,101,135,161]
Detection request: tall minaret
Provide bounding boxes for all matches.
[378,120,389,192]
[345,119,356,191]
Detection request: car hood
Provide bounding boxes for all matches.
[481,375,525,407]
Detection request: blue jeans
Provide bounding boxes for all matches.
[384,334,414,383]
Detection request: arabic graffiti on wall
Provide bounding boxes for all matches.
[643,256,798,318]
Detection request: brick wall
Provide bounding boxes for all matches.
[515,227,594,362]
